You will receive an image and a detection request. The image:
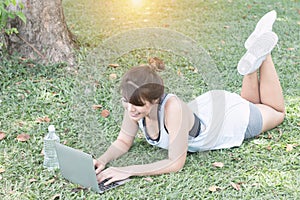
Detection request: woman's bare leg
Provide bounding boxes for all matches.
[239,10,285,133]
[241,71,260,104]
[255,54,285,132]
[241,54,285,132]
[258,55,284,112]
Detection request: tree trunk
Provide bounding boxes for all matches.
[6,0,76,66]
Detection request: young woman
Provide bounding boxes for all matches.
[94,10,285,185]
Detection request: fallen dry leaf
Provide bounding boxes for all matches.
[187,66,198,73]
[51,194,60,200]
[108,63,119,68]
[286,144,298,152]
[16,133,30,142]
[92,104,102,110]
[143,177,154,182]
[148,57,165,71]
[212,162,224,168]
[41,148,44,155]
[188,66,195,71]
[18,121,25,127]
[101,109,110,118]
[19,94,25,100]
[286,144,293,152]
[0,168,5,173]
[36,116,51,123]
[109,73,117,80]
[94,80,100,87]
[71,186,86,193]
[267,132,272,139]
[177,69,183,76]
[45,178,56,185]
[0,132,6,141]
[8,190,15,195]
[230,182,241,191]
[208,185,221,192]
[29,178,37,183]
[251,183,259,187]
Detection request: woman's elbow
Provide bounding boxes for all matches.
[171,164,184,173]
[169,155,186,172]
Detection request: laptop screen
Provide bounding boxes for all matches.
[55,143,100,193]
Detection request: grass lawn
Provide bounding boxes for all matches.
[1,0,299,199]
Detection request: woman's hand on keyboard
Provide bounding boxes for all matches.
[97,167,131,185]
[93,159,106,175]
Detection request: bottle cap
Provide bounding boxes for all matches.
[48,125,55,132]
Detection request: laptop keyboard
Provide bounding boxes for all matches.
[98,179,119,192]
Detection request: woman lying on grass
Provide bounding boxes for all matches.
[94,10,285,185]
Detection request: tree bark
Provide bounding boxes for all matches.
[6,0,76,66]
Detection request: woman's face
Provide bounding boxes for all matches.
[121,98,156,121]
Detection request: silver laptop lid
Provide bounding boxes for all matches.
[55,143,100,193]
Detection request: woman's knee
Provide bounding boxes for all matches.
[277,111,285,124]
[256,104,285,132]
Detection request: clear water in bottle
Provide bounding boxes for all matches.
[43,125,60,170]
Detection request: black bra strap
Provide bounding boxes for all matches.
[189,114,201,137]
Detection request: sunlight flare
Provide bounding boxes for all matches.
[131,0,143,8]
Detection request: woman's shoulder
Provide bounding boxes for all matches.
[162,94,195,130]
[163,94,185,106]
[163,94,181,109]
[164,94,194,116]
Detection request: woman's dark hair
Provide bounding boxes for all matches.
[120,58,165,106]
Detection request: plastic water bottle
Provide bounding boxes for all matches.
[43,125,60,170]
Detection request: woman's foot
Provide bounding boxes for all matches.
[244,10,277,49]
[238,31,278,75]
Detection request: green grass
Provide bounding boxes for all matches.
[1,0,300,199]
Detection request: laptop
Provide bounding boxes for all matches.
[54,142,130,193]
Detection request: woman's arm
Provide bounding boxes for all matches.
[95,110,139,173]
[98,96,193,184]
